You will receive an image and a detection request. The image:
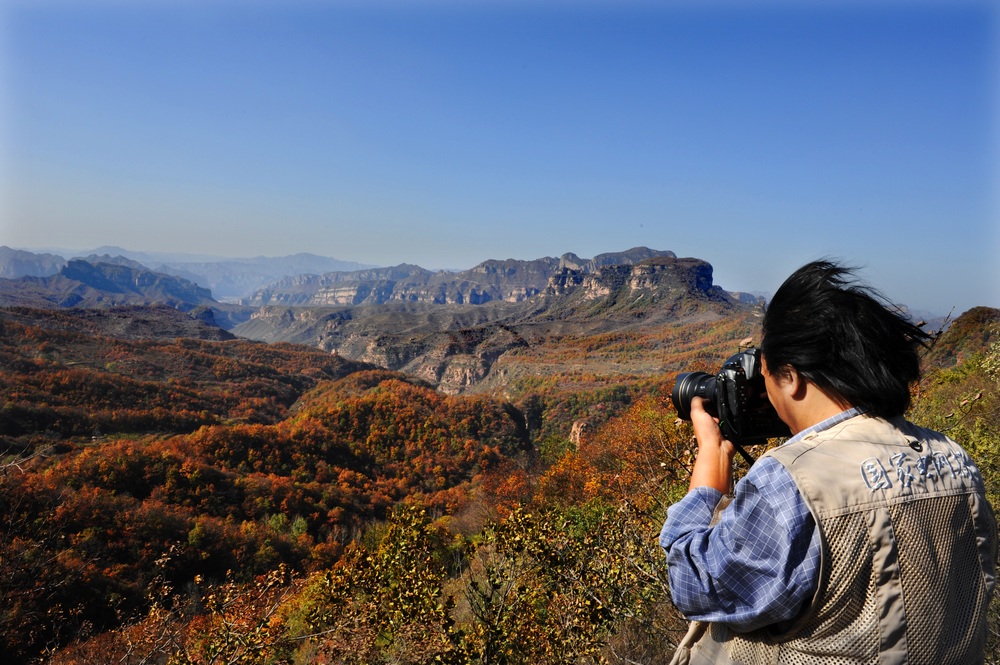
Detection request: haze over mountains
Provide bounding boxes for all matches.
[0,245,750,311]
[0,245,373,302]
[0,244,957,394]
[0,246,760,390]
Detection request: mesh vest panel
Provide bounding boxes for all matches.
[727,511,880,665]
[697,416,996,665]
[888,493,994,663]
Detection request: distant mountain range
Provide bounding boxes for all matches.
[2,245,760,310]
[2,245,957,393]
[235,251,762,392]
[0,256,211,307]
[1,246,766,392]
[242,247,703,307]
[0,246,374,302]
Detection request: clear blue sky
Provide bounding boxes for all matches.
[1,0,997,315]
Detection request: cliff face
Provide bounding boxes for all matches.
[243,248,678,307]
[545,256,726,309]
[235,254,740,394]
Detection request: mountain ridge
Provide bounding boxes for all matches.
[0,246,375,302]
[0,246,701,313]
[244,247,681,307]
[1,245,965,396]
[233,254,748,394]
[1,246,751,393]
[0,259,217,310]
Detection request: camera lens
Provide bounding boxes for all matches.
[671,371,716,420]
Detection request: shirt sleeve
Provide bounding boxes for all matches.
[659,456,821,633]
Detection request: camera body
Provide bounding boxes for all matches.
[671,347,790,445]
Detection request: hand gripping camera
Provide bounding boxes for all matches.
[671,347,790,461]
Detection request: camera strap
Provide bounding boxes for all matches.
[733,442,755,467]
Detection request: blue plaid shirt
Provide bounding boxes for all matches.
[659,408,864,632]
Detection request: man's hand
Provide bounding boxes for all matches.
[688,396,737,494]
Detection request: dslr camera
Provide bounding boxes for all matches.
[671,347,790,446]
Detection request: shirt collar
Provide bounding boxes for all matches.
[783,407,866,445]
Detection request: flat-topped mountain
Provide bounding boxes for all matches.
[244,247,678,307]
[234,253,751,393]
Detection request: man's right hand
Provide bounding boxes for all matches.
[688,396,736,494]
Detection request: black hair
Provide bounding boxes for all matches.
[760,260,931,418]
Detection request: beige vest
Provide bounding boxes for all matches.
[688,415,997,665]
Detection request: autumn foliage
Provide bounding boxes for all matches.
[1,305,998,664]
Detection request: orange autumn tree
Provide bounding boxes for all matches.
[535,391,694,509]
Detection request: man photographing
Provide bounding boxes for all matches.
[660,260,997,664]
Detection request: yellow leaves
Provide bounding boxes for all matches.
[448,500,676,662]
[295,506,462,663]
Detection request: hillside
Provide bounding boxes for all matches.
[1,292,998,663]
[0,305,236,342]
[2,295,996,664]
[0,305,532,661]
[922,306,1000,369]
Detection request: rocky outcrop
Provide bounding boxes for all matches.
[310,324,531,395]
[589,247,676,271]
[569,419,590,446]
[249,265,435,306]
[545,256,728,304]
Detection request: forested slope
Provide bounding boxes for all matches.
[1,305,996,664]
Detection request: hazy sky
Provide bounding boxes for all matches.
[1,0,997,315]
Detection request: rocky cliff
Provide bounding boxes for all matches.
[235,254,743,393]
[243,247,678,308]
[546,256,715,300]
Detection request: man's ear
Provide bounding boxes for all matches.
[776,364,806,400]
